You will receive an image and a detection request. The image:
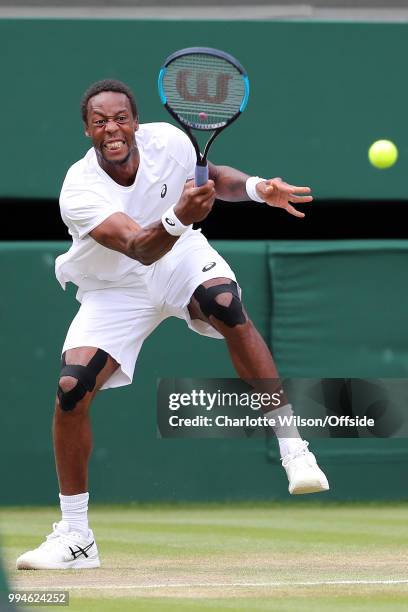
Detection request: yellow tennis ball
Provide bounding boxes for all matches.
[368,140,398,169]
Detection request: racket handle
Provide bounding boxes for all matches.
[195,163,208,187]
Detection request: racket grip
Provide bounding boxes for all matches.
[195,163,209,187]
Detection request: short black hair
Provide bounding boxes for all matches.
[81,79,138,123]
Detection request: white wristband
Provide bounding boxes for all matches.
[246,176,266,203]
[161,204,190,236]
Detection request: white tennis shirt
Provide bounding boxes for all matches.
[55,122,196,296]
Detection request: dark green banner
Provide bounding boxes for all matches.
[1,20,407,199]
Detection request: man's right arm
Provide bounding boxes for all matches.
[89,180,215,265]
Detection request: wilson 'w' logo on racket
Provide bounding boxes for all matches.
[176,70,233,104]
[158,47,249,185]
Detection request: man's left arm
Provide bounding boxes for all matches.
[208,162,313,218]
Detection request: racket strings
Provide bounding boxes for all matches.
[162,54,246,129]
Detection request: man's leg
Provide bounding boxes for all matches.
[53,346,119,494]
[188,277,280,379]
[16,346,119,570]
[188,277,329,495]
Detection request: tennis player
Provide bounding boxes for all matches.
[16,79,329,570]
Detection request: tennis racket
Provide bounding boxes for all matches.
[158,47,249,186]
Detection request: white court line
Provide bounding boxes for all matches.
[19,579,408,590]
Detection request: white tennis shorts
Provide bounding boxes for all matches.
[62,231,237,389]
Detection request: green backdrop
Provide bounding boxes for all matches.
[1,241,407,505]
[1,19,407,200]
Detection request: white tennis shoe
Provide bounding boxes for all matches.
[16,520,100,570]
[282,441,330,495]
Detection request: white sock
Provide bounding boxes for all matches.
[59,492,89,536]
[264,403,305,459]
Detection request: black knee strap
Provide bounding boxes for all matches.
[194,280,246,327]
[57,349,109,411]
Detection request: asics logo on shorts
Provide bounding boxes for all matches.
[69,541,94,560]
[161,184,167,198]
[202,262,216,272]
[165,217,176,227]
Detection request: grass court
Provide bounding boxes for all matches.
[1,502,407,611]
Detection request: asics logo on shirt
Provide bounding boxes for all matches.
[69,541,94,559]
[202,262,216,272]
[161,184,167,198]
[165,217,176,227]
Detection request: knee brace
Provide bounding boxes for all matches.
[57,349,109,411]
[193,280,246,327]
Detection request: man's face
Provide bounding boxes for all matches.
[85,91,138,165]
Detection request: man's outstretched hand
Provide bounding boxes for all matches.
[256,178,313,218]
